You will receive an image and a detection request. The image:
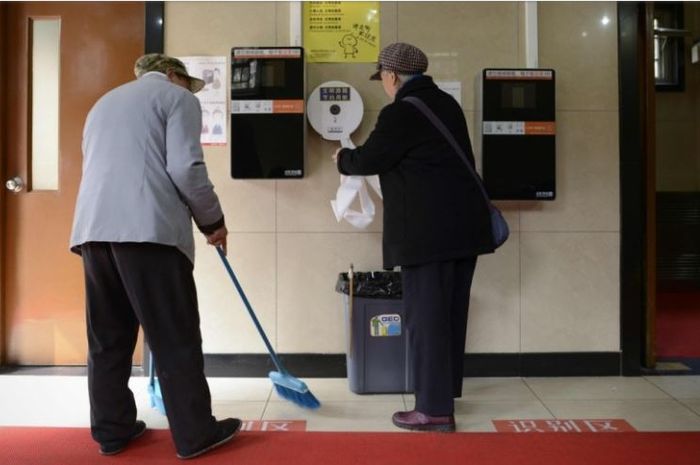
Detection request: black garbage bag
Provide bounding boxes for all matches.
[335,271,402,299]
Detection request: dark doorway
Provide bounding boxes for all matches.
[653,2,700,369]
[619,2,700,375]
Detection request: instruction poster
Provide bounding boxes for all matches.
[304,1,380,63]
[178,56,227,146]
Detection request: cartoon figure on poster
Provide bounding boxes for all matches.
[212,107,224,136]
[212,68,222,90]
[201,109,210,135]
[202,69,214,88]
[199,68,222,92]
[339,34,359,59]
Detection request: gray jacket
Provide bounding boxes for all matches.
[70,72,224,263]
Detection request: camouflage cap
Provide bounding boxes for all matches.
[370,43,428,80]
[133,53,205,93]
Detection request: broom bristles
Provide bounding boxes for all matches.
[269,370,321,409]
[274,383,321,409]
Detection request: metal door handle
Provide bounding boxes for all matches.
[5,176,24,193]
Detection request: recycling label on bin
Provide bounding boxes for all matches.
[370,314,402,337]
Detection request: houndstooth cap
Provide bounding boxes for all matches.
[370,42,428,80]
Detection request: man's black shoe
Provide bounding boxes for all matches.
[177,418,242,460]
[98,420,147,456]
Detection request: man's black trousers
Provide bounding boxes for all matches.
[402,257,478,416]
[81,242,217,453]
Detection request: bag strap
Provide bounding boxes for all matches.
[402,96,491,203]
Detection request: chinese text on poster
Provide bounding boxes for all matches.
[304,2,380,63]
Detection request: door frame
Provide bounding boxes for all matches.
[618,2,657,374]
[0,3,7,365]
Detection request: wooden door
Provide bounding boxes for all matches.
[1,2,144,365]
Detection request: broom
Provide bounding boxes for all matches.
[216,246,320,409]
[147,354,166,415]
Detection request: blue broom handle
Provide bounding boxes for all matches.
[149,352,155,386]
[215,246,286,375]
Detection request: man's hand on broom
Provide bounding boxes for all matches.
[206,225,228,255]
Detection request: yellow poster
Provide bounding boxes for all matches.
[304,1,380,63]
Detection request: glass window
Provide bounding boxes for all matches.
[31,18,61,191]
[653,3,686,92]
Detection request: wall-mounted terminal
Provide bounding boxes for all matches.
[481,68,556,200]
[230,47,305,179]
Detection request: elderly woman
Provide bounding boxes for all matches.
[334,43,495,432]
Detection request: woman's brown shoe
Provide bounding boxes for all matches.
[392,410,455,432]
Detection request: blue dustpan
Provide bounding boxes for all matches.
[148,355,166,415]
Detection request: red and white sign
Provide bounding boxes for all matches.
[493,419,636,433]
[240,420,307,432]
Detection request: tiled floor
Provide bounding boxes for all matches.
[1,375,699,432]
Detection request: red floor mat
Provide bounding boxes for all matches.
[656,292,700,357]
[1,427,700,465]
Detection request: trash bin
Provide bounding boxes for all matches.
[335,270,413,394]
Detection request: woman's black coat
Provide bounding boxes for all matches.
[337,75,495,269]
